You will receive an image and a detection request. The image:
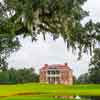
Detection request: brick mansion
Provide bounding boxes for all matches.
[40,63,73,85]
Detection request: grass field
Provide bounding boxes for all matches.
[0,83,100,100]
[1,96,78,100]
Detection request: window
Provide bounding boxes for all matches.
[48,71,50,74]
[48,70,60,75]
[51,71,55,74]
[55,71,59,74]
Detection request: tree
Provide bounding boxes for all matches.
[0,36,20,71]
[0,68,39,84]
[0,0,100,70]
[15,68,39,83]
[77,73,90,84]
[77,48,100,84]
[0,0,100,58]
[8,68,17,83]
[0,1,20,70]
[0,71,9,84]
[77,49,100,100]
[89,48,100,84]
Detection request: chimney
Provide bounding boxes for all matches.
[64,62,68,66]
[44,64,48,67]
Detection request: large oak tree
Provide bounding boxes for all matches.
[0,0,100,68]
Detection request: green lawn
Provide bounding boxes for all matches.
[1,96,77,100]
[0,83,100,100]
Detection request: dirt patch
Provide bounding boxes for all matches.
[0,96,8,98]
[0,95,11,99]
[14,92,47,96]
[0,92,48,98]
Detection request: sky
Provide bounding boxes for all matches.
[7,0,100,77]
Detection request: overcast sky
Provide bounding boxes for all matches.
[8,0,100,77]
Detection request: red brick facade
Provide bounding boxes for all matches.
[40,63,73,85]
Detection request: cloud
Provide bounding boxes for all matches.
[8,35,90,77]
[83,0,100,22]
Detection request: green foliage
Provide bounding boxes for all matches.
[15,68,39,83]
[78,48,100,84]
[77,73,90,84]
[0,3,20,70]
[0,71,9,83]
[0,68,39,84]
[0,0,100,71]
[89,48,100,84]
[0,36,20,71]
[0,0,100,57]
[77,48,100,100]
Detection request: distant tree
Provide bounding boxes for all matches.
[0,71,9,84]
[0,67,39,84]
[77,73,90,84]
[8,68,17,83]
[15,68,39,83]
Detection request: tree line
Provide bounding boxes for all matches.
[0,68,39,84]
